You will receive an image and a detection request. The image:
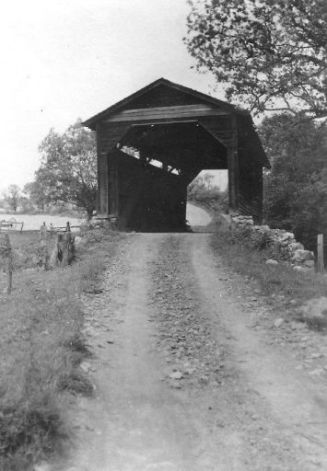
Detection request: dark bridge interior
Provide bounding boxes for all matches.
[116,122,227,230]
[83,78,269,231]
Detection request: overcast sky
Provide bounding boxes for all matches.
[0,0,227,193]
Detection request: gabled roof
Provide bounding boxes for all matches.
[83,77,249,130]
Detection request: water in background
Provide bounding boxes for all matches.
[0,205,210,231]
[0,214,84,231]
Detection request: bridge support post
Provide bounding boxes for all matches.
[227,115,239,212]
[108,150,119,218]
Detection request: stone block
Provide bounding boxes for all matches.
[304,259,315,268]
[293,265,313,274]
[292,249,314,263]
[289,242,305,252]
[266,259,279,265]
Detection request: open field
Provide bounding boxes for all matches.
[0,228,123,470]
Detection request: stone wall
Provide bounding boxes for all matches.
[230,214,315,272]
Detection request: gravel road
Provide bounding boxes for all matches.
[56,233,327,471]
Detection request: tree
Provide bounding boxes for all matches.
[23,181,47,211]
[291,168,327,250]
[185,0,327,116]
[188,173,215,200]
[36,120,97,219]
[188,173,227,212]
[3,185,21,212]
[260,113,327,249]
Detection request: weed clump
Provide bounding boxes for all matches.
[299,298,327,332]
[0,399,66,470]
[64,333,92,357]
[57,372,94,397]
[305,316,327,332]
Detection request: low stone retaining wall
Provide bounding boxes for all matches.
[230,214,315,272]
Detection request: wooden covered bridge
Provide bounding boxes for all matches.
[83,78,270,231]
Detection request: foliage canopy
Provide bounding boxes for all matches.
[35,121,97,219]
[260,114,327,249]
[2,185,21,212]
[185,0,327,116]
[187,173,228,213]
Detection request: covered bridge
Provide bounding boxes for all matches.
[83,78,270,231]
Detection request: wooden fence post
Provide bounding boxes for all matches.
[8,255,13,294]
[39,222,49,270]
[50,232,75,268]
[317,234,325,273]
[0,233,13,294]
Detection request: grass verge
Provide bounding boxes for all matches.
[210,224,327,313]
[0,228,122,470]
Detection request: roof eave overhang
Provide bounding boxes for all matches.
[82,78,249,129]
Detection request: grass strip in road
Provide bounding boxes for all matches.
[0,229,122,470]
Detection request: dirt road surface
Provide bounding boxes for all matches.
[54,233,327,471]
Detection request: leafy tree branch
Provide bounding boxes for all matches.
[185,0,327,116]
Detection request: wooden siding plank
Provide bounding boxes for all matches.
[108,151,119,216]
[96,123,109,215]
[198,117,233,149]
[96,122,131,215]
[105,104,229,122]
